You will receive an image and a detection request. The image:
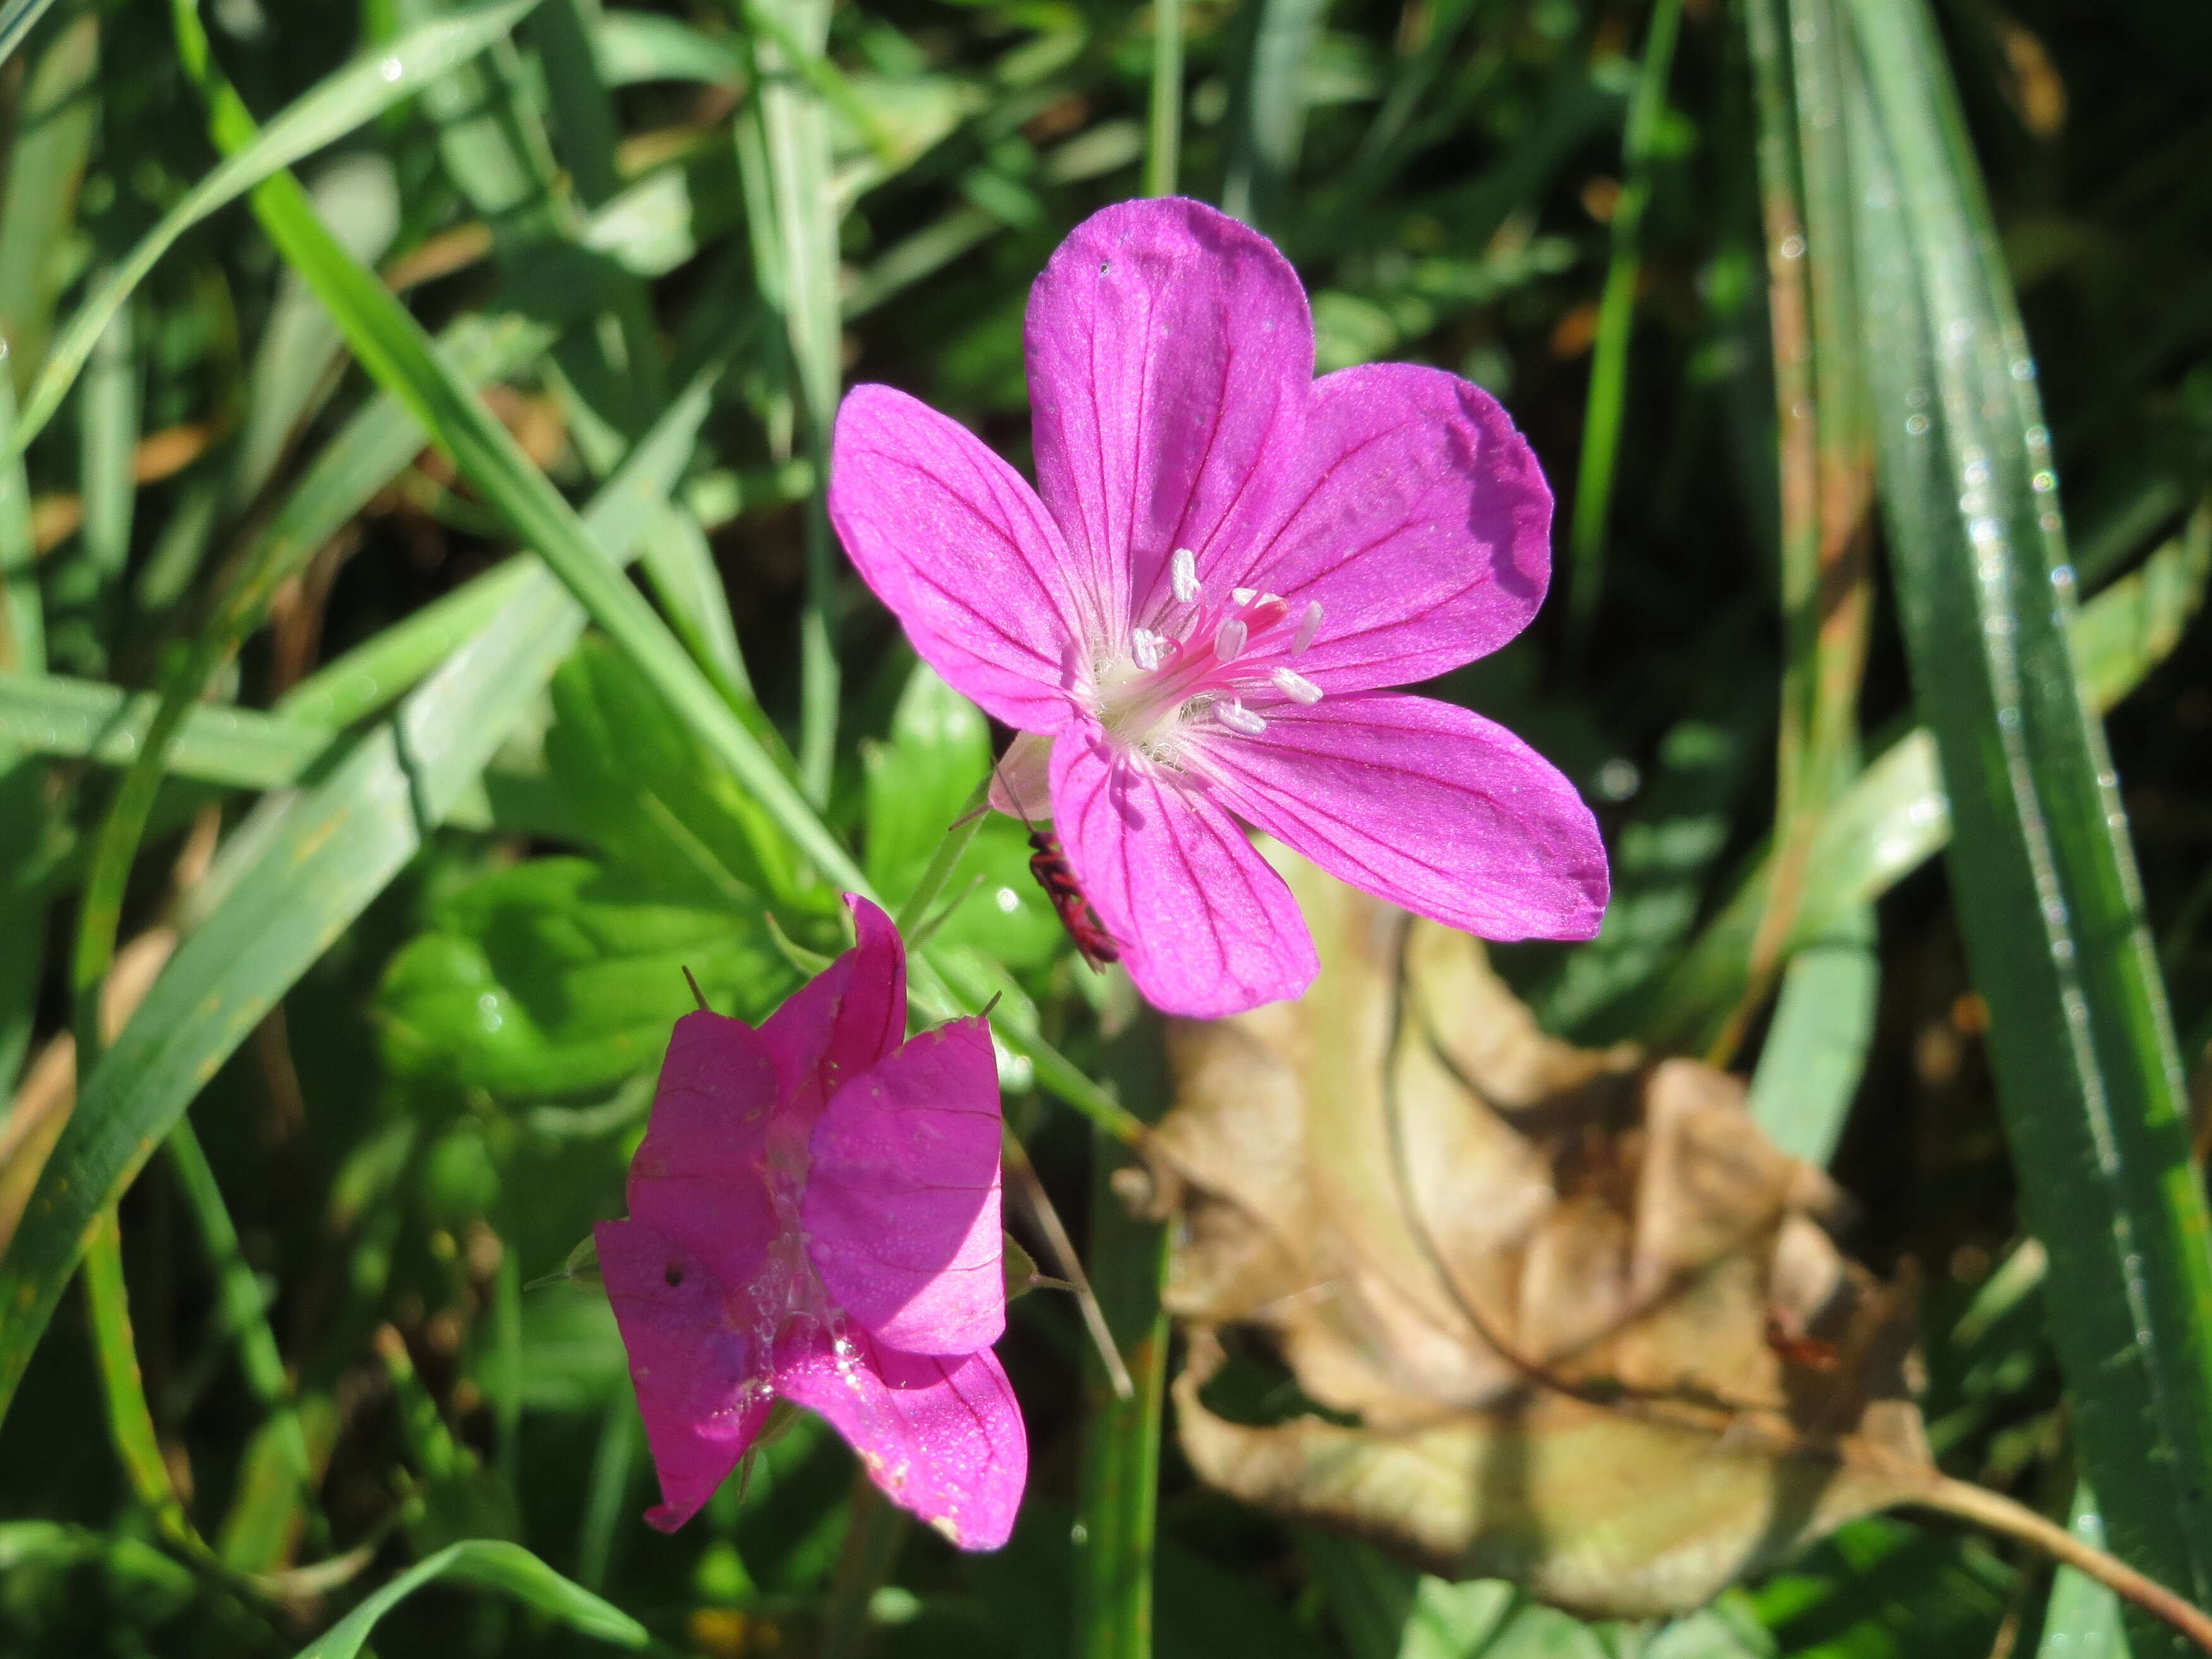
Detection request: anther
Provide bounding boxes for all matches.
[1131,628,1164,671]
[1271,667,1323,705]
[1292,601,1322,654]
[1216,700,1267,736]
[1231,586,1257,605]
[1213,617,1248,661]
[1171,548,1200,604]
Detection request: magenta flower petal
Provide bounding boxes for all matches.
[1231,363,1553,693]
[802,1017,1004,1355]
[1026,198,1313,630]
[595,1215,773,1532]
[775,1330,1027,1551]
[1193,693,1610,940]
[1050,726,1317,1017]
[762,894,909,1131]
[829,384,1090,734]
[623,1011,782,1286]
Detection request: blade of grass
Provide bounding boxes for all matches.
[75,271,137,600]
[291,1540,648,1658]
[2036,1486,2128,1659]
[13,0,545,448]
[1746,902,1876,1164]
[1847,0,2212,1634]
[1221,0,1327,226]
[1145,0,1183,197]
[82,1209,204,1552]
[0,672,329,786]
[1713,0,1878,1066]
[0,13,97,384]
[1074,1018,1173,1659]
[1565,0,1681,659]
[743,0,842,805]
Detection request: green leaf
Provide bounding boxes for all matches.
[15,0,545,447]
[290,1540,647,1657]
[378,856,796,1097]
[1847,0,2212,1631]
[545,638,800,910]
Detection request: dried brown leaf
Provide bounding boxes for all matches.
[1142,850,1937,1618]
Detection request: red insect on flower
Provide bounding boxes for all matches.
[993,763,1121,969]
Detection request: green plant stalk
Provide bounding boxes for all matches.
[1847,0,2212,1636]
[892,800,986,936]
[1565,0,1681,658]
[1145,0,1183,198]
[1074,1020,1172,1659]
[821,1478,908,1659]
[167,1121,314,1476]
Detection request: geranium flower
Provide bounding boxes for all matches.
[829,197,1608,1017]
[595,897,1024,1547]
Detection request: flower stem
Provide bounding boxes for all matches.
[892,793,986,937]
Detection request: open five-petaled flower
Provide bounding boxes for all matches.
[829,197,1610,1018]
[595,897,1025,1547]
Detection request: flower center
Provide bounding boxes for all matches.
[1093,547,1323,754]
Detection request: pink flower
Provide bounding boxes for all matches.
[829,197,1609,1018]
[595,897,1025,1548]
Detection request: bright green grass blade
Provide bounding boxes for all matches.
[2036,1485,2129,1659]
[0,672,329,786]
[0,382,704,1428]
[1565,0,1681,655]
[291,1540,648,1658]
[1847,0,2212,1630]
[0,14,97,386]
[1220,0,1326,225]
[593,9,746,86]
[1747,903,1876,1165]
[231,155,401,506]
[0,374,40,672]
[75,273,137,588]
[1074,1025,1172,1659]
[279,559,538,728]
[743,0,843,805]
[81,1212,201,1552]
[1144,0,1182,197]
[15,0,544,447]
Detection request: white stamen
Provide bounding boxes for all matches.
[1272,667,1323,705]
[1260,592,1283,607]
[1292,601,1322,654]
[1171,548,1200,603]
[1213,617,1248,661]
[1131,627,1164,671]
[1231,586,1257,605]
[1216,699,1267,736]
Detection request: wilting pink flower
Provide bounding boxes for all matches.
[595,897,1024,1548]
[829,197,1608,1017]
